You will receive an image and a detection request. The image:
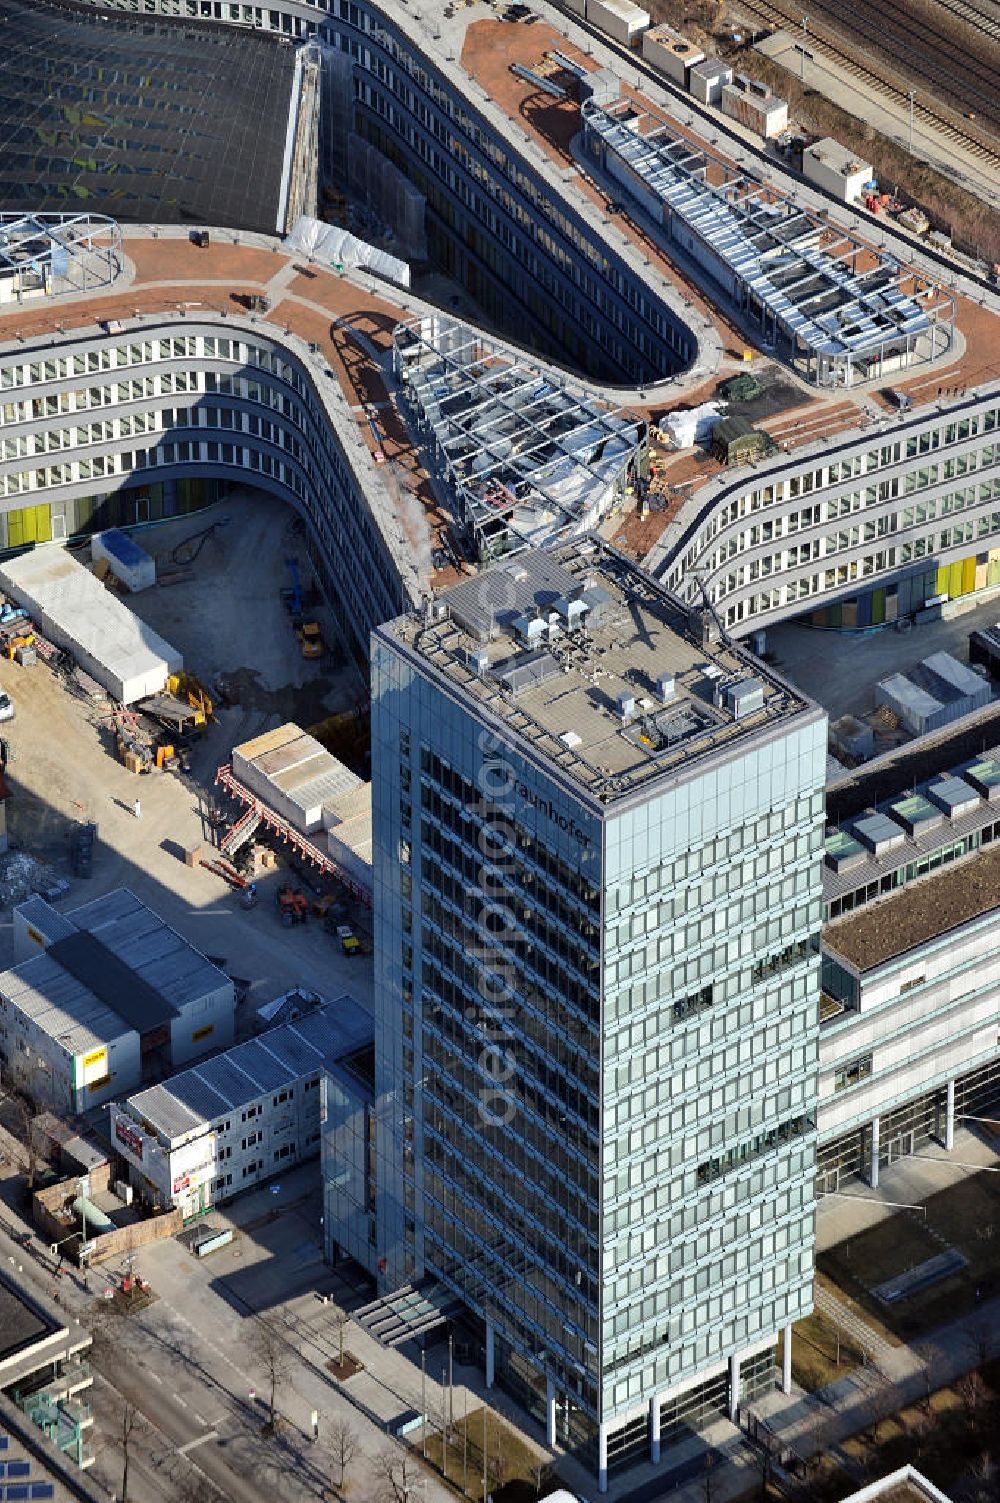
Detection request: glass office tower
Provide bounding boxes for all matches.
[371,542,826,1485]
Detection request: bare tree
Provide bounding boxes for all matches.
[920,1367,934,1417]
[488,1427,508,1492]
[120,1399,139,1503]
[9,1092,46,1194]
[530,1458,552,1497]
[971,1450,996,1503]
[247,1315,292,1431]
[374,1449,421,1503]
[329,1417,358,1496]
[957,1370,988,1435]
[904,1404,931,1461]
[968,1320,992,1369]
[330,1301,349,1367]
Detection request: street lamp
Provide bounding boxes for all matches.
[908,89,917,152]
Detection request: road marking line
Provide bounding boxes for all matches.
[150,1372,164,1384]
[175,1396,188,1408]
[178,1430,218,1455]
[194,1412,206,1424]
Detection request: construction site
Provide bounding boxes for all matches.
[0,489,375,1018]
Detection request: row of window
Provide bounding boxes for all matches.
[695,1112,815,1186]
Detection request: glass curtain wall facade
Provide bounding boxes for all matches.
[371,581,827,1485]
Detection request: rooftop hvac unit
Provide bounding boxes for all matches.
[656,672,675,701]
[723,677,765,720]
[617,691,636,721]
[467,648,489,676]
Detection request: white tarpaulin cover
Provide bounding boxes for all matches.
[0,548,181,703]
[662,401,726,449]
[285,215,410,288]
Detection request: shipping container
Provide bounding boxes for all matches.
[641,23,703,85]
[688,57,733,105]
[721,82,788,138]
[585,0,650,46]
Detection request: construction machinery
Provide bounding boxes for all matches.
[166,671,213,723]
[295,621,325,659]
[0,620,34,661]
[336,924,361,956]
[282,560,324,658]
[276,883,309,927]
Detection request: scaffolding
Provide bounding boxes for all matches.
[393,315,647,560]
[582,99,955,387]
[0,213,122,304]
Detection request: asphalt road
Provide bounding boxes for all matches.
[94,1350,262,1503]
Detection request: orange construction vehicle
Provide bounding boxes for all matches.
[276,884,309,926]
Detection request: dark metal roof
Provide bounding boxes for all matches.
[0,0,296,232]
[48,930,178,1035]
[0,1272,57,1364]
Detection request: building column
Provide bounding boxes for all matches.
[728,1352,741,1422]
[869,1115,880,1189]
[546,1375,556,1449]
[597,1422,609,1494]
[650,1393,661,1463]
[945,1080,956,1151]
[782,1324,793,1395]
[485,1319,494,1390]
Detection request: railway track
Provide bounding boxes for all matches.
[933,0,1000,44]
[734,0,1000,168]
[553,0,1000,292]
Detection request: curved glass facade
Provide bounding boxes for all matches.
[0,0,294,230]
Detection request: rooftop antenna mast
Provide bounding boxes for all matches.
[690,568,731,649]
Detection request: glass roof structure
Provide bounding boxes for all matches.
[393,315,647,560]
[0,212,122,299]
[0,0,296,231]
[582,98,955,387]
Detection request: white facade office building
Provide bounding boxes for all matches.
[110,996,372,1219]
[818,755,1000,1192]
[371,540,827,1485]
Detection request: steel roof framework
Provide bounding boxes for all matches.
[0,212,122,298]
[393,316,647,559]
[582,99,955,386]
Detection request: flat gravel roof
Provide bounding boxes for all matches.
[0,0,295,231]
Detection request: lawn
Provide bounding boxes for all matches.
[422,1407,551,1502]
[780,1306,865,1392]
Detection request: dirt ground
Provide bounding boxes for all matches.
[0,489,375,1019]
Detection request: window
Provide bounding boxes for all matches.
[696,1112,814,1186]
[273,1144,294,1162]
[834,1053,873,1092]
